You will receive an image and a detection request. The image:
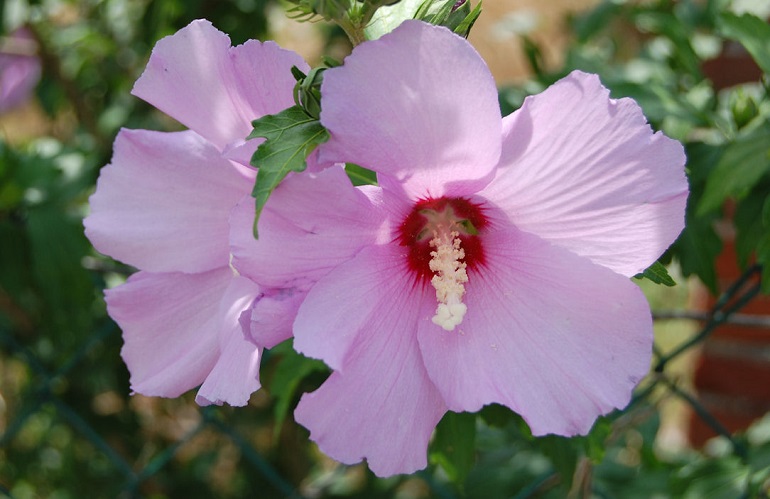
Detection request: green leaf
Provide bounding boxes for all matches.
[27,206,95,336]
[674,212,722,294]
[633,11,702,77]
[478,403,516,428]
[756,196,770,294]
[293,66,326,119]
[584,417,612,463]
[344,163,377,186]
[571,0,623,43]
[522,36,545,78]
[364,0,481,39]
[673,456,751,499]
[698,125,770,216]
[285,0,352,22]
[668,142,723,293]
[733,184,769,269]
[414,0,455,24]
[634,261,676,286]
[429,411,476,484]
[537,435,580,492]
[0,220,34,321]
[413,0,481,37]
[249,106,329,237]
[718,13,770,75]
[267,341,328,438]
[452,0,482,38]
[759,236,770,294]
[364,0,422,40]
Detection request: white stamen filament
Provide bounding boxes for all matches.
[429,230,468,331]
[228,253,240,276]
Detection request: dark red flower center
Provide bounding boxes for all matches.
[398,197,488,281]
[397,197,488,330]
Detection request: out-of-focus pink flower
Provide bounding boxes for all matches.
[233,20,688,476]
[84,20,307,406]
[0,28,41,113]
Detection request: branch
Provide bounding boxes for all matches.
[654,264,763,373]
[654,310,770,328]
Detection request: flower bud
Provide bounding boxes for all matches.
[292,66,325,119]
[730,89,758,130]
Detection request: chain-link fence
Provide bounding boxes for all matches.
[2,264,769,498]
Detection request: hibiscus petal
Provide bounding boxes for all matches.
[293,244,415,370]
[246,286,308,349]
[132,19,306,152]
[196,276,262,407]
[318,20,501,198]
[0,28,41,113]
[295,369,446,477]
[417,224,653,436]
[107,267,235,398]
[230,166,387,289]
[294,245,446,476]
[221,136,263,167]
[85,129,253,273]
[481,70,687,277]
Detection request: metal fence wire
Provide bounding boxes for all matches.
[1,264,769,498]
[0,316,306,498]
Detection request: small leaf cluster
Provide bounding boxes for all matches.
[285,0,353,22]
[414,0,482,38]
[286,0,406,44]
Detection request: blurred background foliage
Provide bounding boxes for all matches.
[1,0,769,497]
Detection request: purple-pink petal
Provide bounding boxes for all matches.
[245,286,308,349]
[85,129,253,274]
[294,245,446,475]
[196,276,262,407]
[295,366,446,477]
[318,20,501,198]
[108,267,235,398]
[0,28,41,113]
[132,19,306,153]
[481,71,688,277]
[417,222,653,436]
[293,244,430,371]
[230,166,387,289]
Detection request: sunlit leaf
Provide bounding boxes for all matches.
[718,13,770,75]
[635,261,676,287]
[698,125,770,216]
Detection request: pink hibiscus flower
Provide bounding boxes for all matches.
[233,20,688,476]
[0,28,41,113]
[84,20,308,406]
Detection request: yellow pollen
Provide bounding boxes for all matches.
[429,230,468,331]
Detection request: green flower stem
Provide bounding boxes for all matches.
[338,18,368,45]
[336,0,393,45]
